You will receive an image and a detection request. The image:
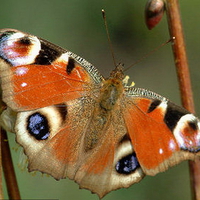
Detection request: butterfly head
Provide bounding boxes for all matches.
[109,63,125,80]
[109,63,135,86]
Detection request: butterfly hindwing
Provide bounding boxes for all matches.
[15,96,144,198]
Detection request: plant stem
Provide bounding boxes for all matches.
[1,127,21,199]
[165,0,200,199]
[0,127,2,199]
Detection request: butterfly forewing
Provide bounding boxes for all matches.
[0,29,103,111]
[123,87,200,174]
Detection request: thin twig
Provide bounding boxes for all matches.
[0,125,2,199]
[1,127,21,199]
[0,93,4,199]
[165,0,200,199]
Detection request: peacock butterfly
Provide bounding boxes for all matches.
[0,29,200,198]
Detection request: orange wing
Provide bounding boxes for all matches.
[123,87,200,175]
[0,29,103,111]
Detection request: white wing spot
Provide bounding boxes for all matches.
[159,148,163,154]
[169,139,176,151]
[21,82,27,87]
[15,67,29,76]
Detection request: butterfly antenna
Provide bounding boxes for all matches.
[124,37,175,72]
[102,9,117,67]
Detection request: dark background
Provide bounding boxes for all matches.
[2,0,200,199]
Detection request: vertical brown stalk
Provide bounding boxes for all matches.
[0,127,2,199]
[1,128,21,199]
[0,97,21,199]
[165,0,200,199]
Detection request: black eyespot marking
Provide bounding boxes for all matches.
[116,153,140,174]
[55,103,68,121]
[147,99,161,113]
[34,41,61,65]
[0,31,16,40]
[27,112,50,140]
[164,101,189,131]
[119,134,131,144]
[188,120,198,131]
[19,37,31,45]
[66,58,75,74]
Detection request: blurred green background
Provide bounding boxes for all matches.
[1,0,200,199]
